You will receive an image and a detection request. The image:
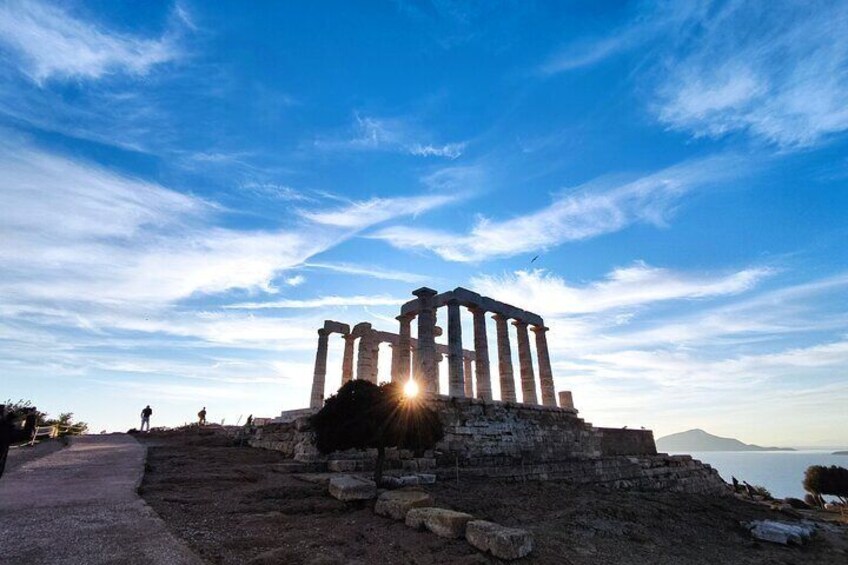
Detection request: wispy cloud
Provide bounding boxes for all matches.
[224,295,406,310]
[300,193,461,229]
[0,0,183,83]
[371,155,747,261]
[314,113,466,159]
[304,262,429,284]
[542,1,848,148]
[470,263,772,316]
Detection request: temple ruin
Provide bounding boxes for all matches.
[255,286,728,495]
[308,286,568,410]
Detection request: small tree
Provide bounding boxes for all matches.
[804,465,848,506]
[311,380,444,485]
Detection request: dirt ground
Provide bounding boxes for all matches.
[138,430,848,565]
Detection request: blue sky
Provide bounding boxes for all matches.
[1,0,847,446]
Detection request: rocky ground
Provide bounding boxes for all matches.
[138,430,848,565]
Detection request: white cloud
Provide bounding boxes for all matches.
[314,113,466,159]
[285,275,307,287]
[300,193,460,229]
[470,263,772,316]
[371,155,746,261]
[304,262,429,283]
[0,0,181,83]
[224,295,406,310]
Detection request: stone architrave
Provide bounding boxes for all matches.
[492,314,516,402]
[341,335,355,385]
[470,306,492,401]
[446,299,465,397]
[531,325,557,407]
[413,288,439,394]
[395,314,412,383]
[356,332,373,383]
[513,320,538,405]
[309,329,330,409]
[463,356,474,398]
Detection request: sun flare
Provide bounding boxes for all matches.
[403,378,419,399]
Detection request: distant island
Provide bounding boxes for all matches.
[656,429,796,452]
[834,451,848,455]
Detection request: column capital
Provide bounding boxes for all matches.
[317,328,330,337]
[491,312,509,322]
[412,287,438,299]
[395,313,415,322]
[511,319,528,328]
[530,325,550,334]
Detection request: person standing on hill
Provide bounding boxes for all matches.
[198,407,207,426]
[140,405,152,432]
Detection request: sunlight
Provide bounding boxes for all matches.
[403,378,419,399]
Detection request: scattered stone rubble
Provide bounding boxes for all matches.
[328,474,536,560]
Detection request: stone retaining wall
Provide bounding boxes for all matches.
[249,396,728,495]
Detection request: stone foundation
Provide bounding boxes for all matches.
[251,396,727,495]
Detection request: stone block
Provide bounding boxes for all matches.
[374,489,433,520]
[466,520,534,560]
[417,473,436,484]
[328,475,376,501]
[327,459,358,472]
[405,507,473,539]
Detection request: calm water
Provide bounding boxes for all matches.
[686,451,848,499]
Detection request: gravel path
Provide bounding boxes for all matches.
[0,434,204,565]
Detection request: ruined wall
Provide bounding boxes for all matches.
[596,427,657,457]
[250,398,727,495]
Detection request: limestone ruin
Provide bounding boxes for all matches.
[257,286,729,495]
[308,286,559,409]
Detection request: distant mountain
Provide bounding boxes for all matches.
[656,429,796,453]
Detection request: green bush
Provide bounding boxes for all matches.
[804,465,848,505]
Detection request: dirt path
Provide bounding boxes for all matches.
[0,434,203,565]
[139,431,847,565]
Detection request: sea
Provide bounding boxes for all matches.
[686,450,848,500]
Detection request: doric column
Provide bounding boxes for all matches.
[396,314,412,382]
[446,299,465,397]
[532,325,557,406]
[370,338,380,383]
[470,306,492,401]
[492,314,516,402]
[513,320,538,404]
[559,390,574,410]
[463,355,474,398]
[341,334,355,384]
[356,329,373,382]
[413,287,439,394]
[309,329,330,409]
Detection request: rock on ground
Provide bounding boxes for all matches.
[747,520,816,545]
[374,489,433,520]
[406,507,474,539]
[328,475,376,501]
[466,520,534,560]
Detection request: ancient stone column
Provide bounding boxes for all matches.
[370,339,380,383]
[532,325,557,407]
[513,320,538,405]
[396,314,412,382]
[463,355,474,398]
[559,390,574,410]
[446,299,465,397]
[341,334,355,385]
[309,329,330,409]
[492,314,516,402]
[413,287,439,394]
[470,306,493,401]
[356,328,373,382]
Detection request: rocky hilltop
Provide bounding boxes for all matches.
[657,429,795,453]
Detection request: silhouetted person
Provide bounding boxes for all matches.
[140,405,152,432]
[0,405,11,479]
[198,407,207,426]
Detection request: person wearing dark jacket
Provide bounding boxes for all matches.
[140,405,152,432]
